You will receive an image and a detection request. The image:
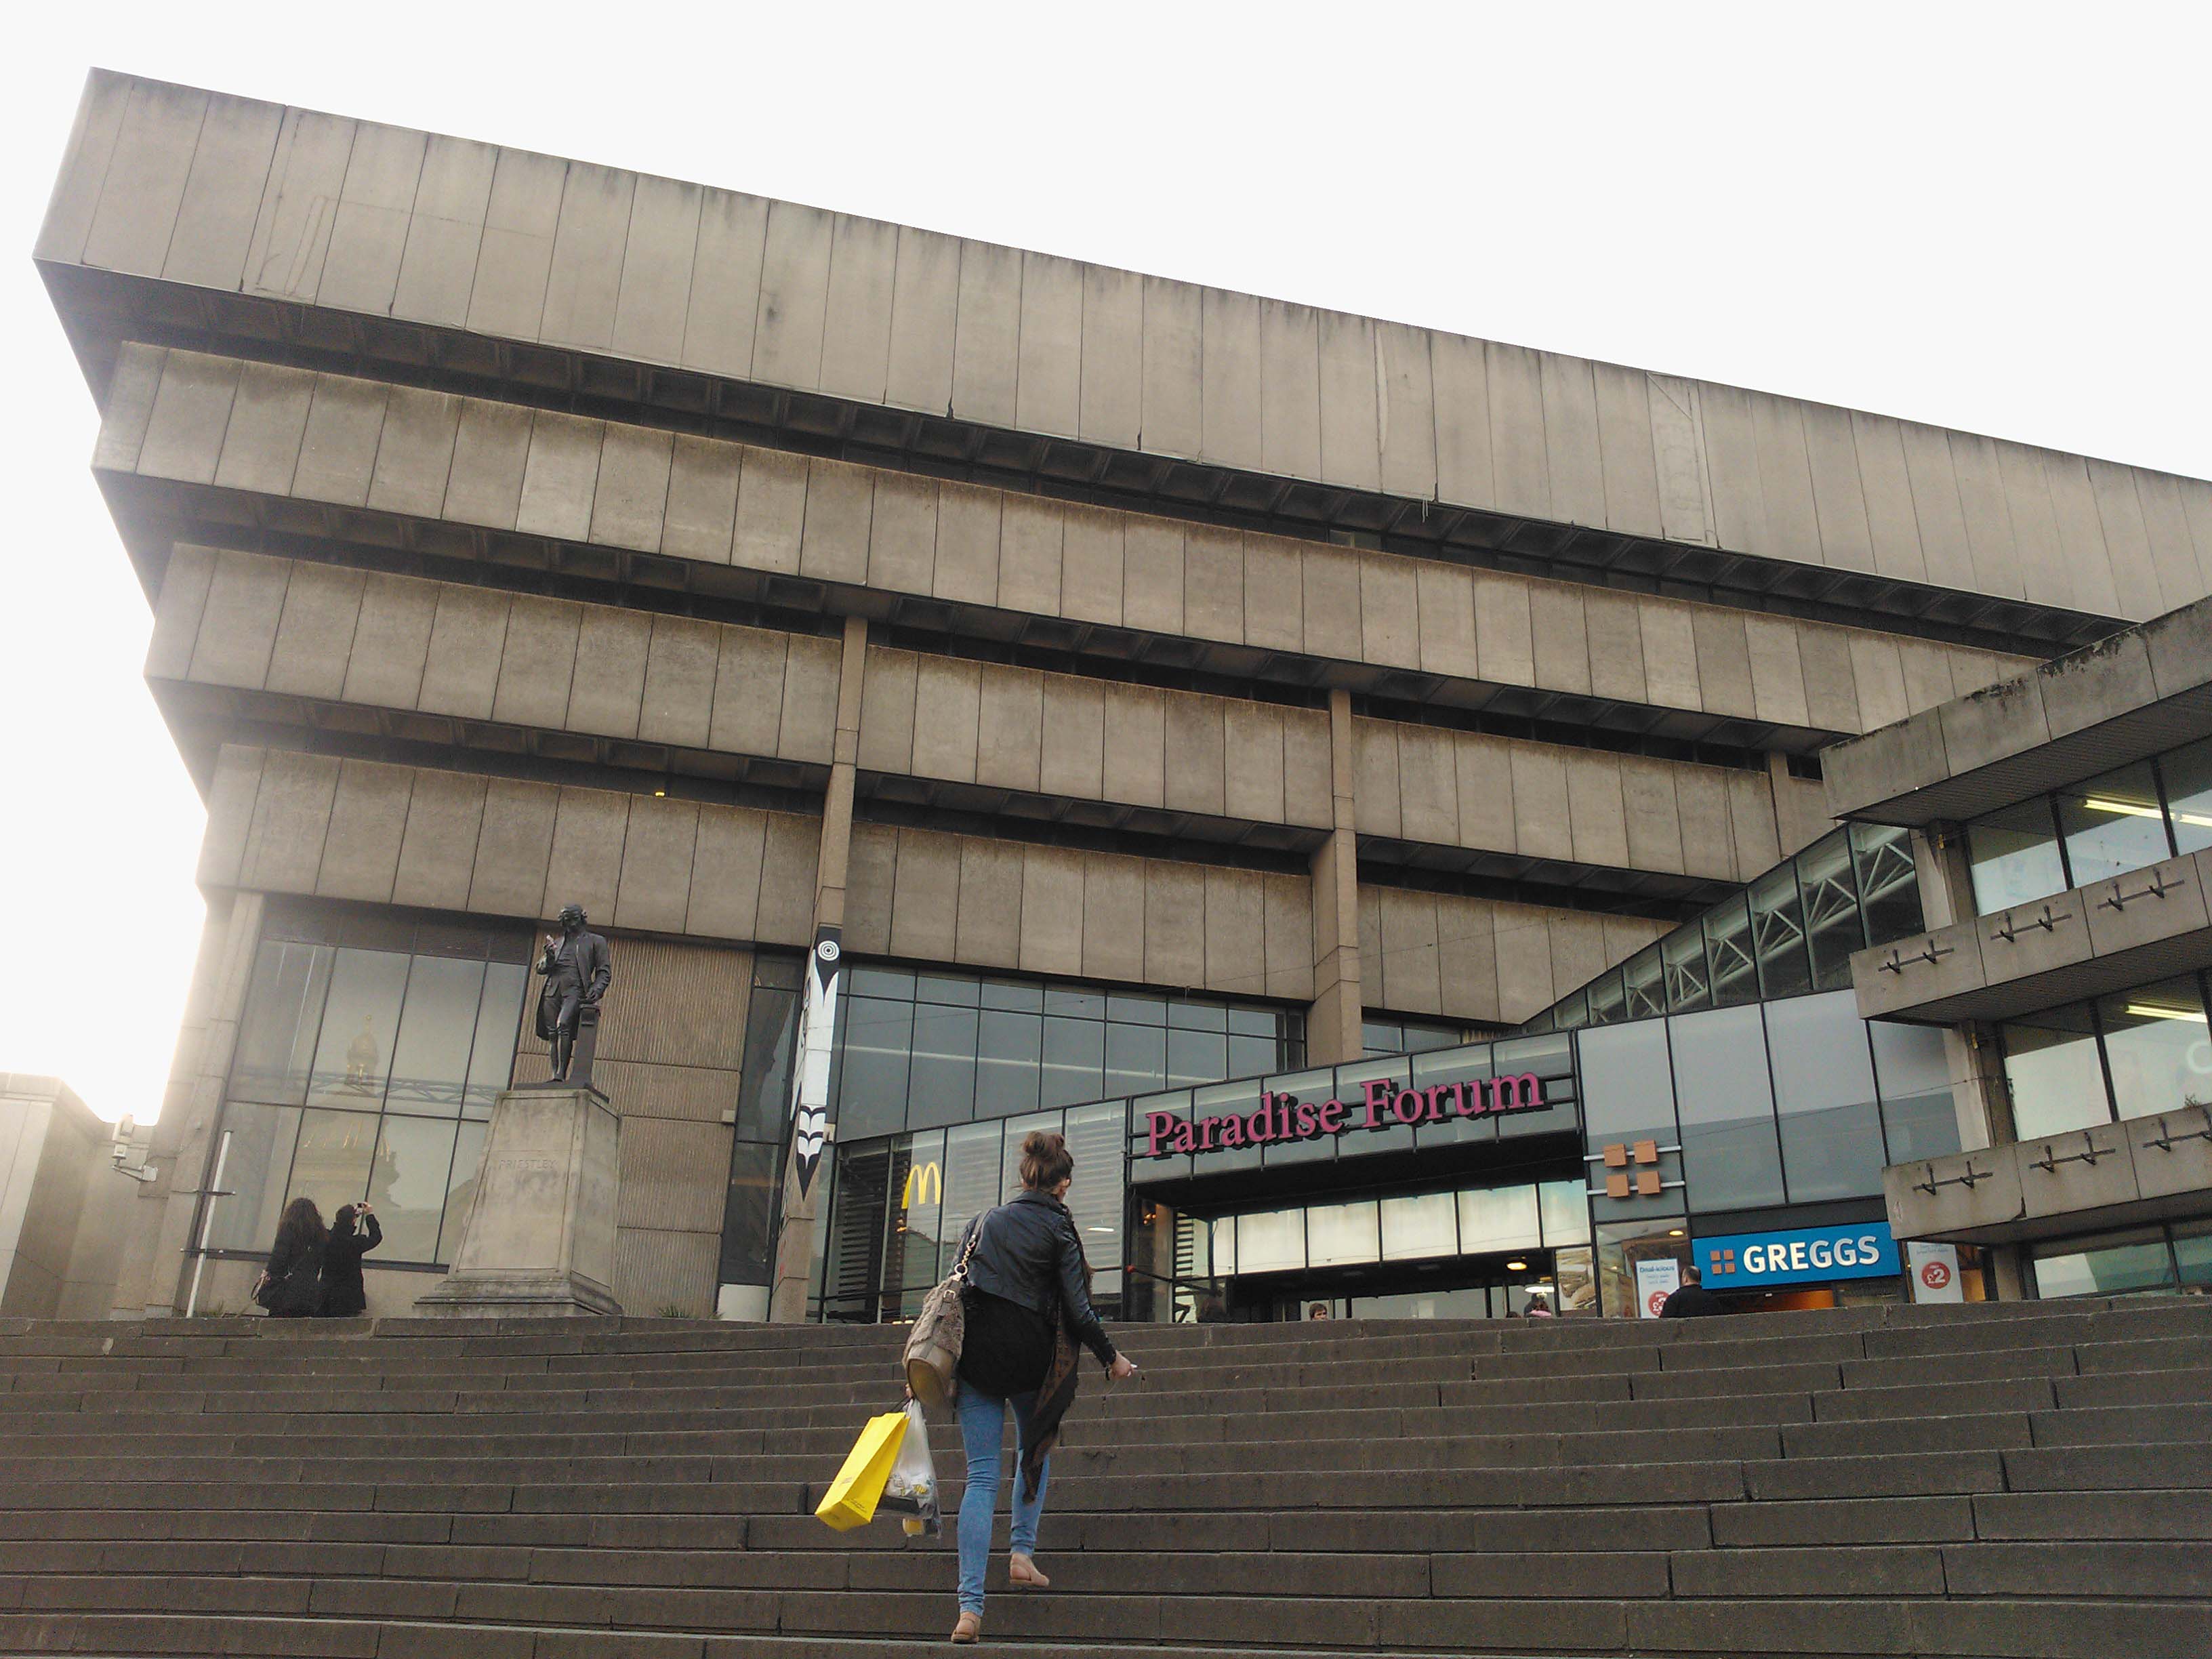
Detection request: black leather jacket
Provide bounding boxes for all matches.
[960,1189,1117,1369]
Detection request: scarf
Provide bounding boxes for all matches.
[1017,1233,1093,1502]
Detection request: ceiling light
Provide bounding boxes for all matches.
[1505,1259,1527,1271]
[2125,1003,2208,1023]
[1667,1229,1685,1237]
[2080,797,2162,820]
[653,789,667,798]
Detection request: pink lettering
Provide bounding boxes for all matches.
[1144,1111,1179,1158]
[1391,1089,1425,1126]
[1319,1098,1346,1134]
[1294,1101,1319,1137]
[1362,1080,1393,1129]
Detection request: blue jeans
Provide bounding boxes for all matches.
[955,1382,1048,1616]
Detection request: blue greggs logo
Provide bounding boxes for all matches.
[1694,1222,1899,1288]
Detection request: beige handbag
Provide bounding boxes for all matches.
[904,1214,986,1409]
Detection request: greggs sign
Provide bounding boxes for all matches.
[1143,1073,1547,1160]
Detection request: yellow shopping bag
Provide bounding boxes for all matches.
[815,1410,909,1531]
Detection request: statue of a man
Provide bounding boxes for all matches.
[535,903,612,1083]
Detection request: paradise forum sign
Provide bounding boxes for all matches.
[1141,1073,1550,1160]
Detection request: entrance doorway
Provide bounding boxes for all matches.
[1239,1249,1561,1322]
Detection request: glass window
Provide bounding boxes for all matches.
[1621,947,1666,1019]
[1586,972,1626,1027]
[2174,1219,2212,1288]
[1044,986,1107,1019]
[230,941,333,1106]
[976,1010,1044,1120]
[1662,926,1712,1014]
[1235,1208,1305,1274]
[1670,1004,1786,1210]
[1166,1026,1229,1089]
[938,1119,1004,1254]
[1305,1200,1379,1268]
[1000,1111,1065,1197]
[1227,1031,1278,1078]
[733,969,801,1143]
[2059,762,2173,888]
[1331,1057,1413,1154]
[366,1113,460,1262]
[716,1140,780,1286]
[2002,1006,2108,1140]
[1410,1045,1497,1150]
[1851,823,1925,947]
[1797,834,1866,991]
[2162,739,2212,857]
[1595,1217,1690,1319]
[1764,992,1886,1202]
[908,1004,981,1129]
[1168,1000,1229,1033]
[306,950,411,1111]
[285,1107,380,1221]
[1870,1019,1962,1164]
[1490,1033,1574,1139]
[1577,1019,1677,1151]
[438,1119,487,1263]
[1703,896,1758,1009]
[1969,799,2068,915]
[205,1101,304,1252]
[1748,863,1812,999]
[1041,1017,1106,1108]
[1458,1183,1541,1254]
[1260,1067,1339,1168]
[386,956,485,1115]
[1063,1102,1128,1269]
[835,997,914,1141]
[2097,980,2212,1123]
[464,963,527,1118]
[915,975,981,1007]
[1104,1021,1168,1099]
[982,979,1044,1012]
[1380,1191,1458,1261]
[2031,1229,2175,1299]
[1108,993,1166,1026]
[1538,1179,1591,1246]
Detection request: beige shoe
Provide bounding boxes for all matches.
[1008,1555,1050,1589]
[951,1611,982,1644]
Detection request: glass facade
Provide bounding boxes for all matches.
[206,905,529,1268]
[717,954,806,1297]
[2030,1220,2212,1298]
[1965,735,2212,915]
[2000,972,2212,1140]
[1528,823,1923,1034]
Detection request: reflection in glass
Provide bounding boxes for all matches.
[205,1102,304,1252]
[307,951,411,1111]
[1305,1201,1379,1268]
[1797,835,1866,991]
[438,1119,487,1263]
[230,942,333,1106]
[837,998,914,1140]
[1748,863,1812,1000]
[286,1108,380,1221]
[1380,1191,1458,1260]
[2002,1006,2108,1139]
[1870,1020,1962,1164]
[2032,1230,2175,1298]
[2163,739,2212,857]
[1595,1217,1690,1319]
[366,1114,459,1262]
[1538,1180,1591,1245]
[2097,981,2212,1122]
[1765,992,1886,1202]
[1458,1183,1541,1253]
[715,1140,779,1286]
[2060,762,2172,888]
[733,973,800,1142]
[465,963,527,1116]
[2175,1221,2212,1287]
[386,956,485,1114]
[1969,799,2067,916]
[1671,1005,1785,1210]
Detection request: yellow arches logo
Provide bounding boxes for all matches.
[901,1162,942,1210]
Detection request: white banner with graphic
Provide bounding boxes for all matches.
[1906,1241,1965,1303]
[1634,1257,1681,1319]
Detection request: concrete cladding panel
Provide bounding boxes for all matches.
[44,72,2209,619]
[100,348,2042,744]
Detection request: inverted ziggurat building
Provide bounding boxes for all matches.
[40,70,2212,1327]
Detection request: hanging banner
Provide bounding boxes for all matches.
[1906,1241,1965,1304]
[790,926,843,1198]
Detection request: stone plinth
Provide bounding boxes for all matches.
[414,1086,621,1318]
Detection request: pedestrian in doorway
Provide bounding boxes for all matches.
[1524,1293,1555,1319]
[1659,1265,1725,1319]
[947,1130,1137,1645]
[317,1202,382,1317]
[253,1197,328,1319]
[1307,1303,1332,1321]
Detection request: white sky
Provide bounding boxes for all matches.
[3,3,2208,1122]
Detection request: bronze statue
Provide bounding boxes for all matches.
[535,903,612,1084]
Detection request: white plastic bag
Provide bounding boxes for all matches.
[878,1398,940,1537]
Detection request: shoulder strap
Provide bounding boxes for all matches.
[954,1208,991,1279]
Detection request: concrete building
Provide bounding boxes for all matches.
[35,70,2212,1321]
[0,1077,153,1317]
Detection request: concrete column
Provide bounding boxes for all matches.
[121,888,264,1315]
[1944,1021,2012,1155]
[1911,823,1975,930]
[1305,689,1365,1065]
[768,616,867,1324]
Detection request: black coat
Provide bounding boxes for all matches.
[317,1213,382,1317]
[535,929,612,1038]
[958,1189,1116,1370]
[260,1235,325,1319]
[1659,1282,1726,1319]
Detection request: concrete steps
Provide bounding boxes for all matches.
[0,1303,2207,1656]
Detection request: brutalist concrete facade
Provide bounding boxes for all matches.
[36,69,2212,1320]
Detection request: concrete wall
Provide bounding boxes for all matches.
[44,72,2212,622]
[0,1078,110,1317]
[101,343,2032,739]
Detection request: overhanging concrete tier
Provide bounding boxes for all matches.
[40,71,2212,649]
[1825,593,2212,827]
[1885,1104,2212,1247]
[1851,850,2212,1025]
